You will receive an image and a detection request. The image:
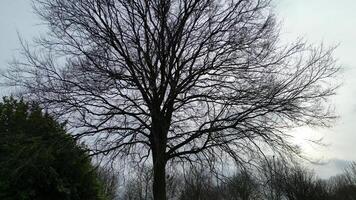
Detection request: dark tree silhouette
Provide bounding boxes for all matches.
[222,171,260,200]
[179,167,220,200]
[6,0,339,199]
[328,162,356,200]
[0,97,108,200]
[97,167,120,200]
[259,158,331,200]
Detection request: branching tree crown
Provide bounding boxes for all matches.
[5,0,339,199]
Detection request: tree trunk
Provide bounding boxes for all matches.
[151,104,171,200]
[152,152,167,200]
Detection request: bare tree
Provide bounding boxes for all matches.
[96,166,120,200]
[120,165,181,200]
[5,0,339,199]
[121,165,153,200]
[327,162,356,200]
[179,167,220,200]
[221,171,261,200]
[259,158,331,200]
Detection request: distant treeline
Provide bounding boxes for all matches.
[117,160,356,200]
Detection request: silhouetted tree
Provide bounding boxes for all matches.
[259,159,285,200]
[260,158,331,200]
[327,162,356,200]
[0,97,108,200]
[122,166,153,200]
[179,167,220,200]
[97,167,120,200]
[6,0,339,199]
[282,167,330,200]
[220,171,260,200]
[120,165,182,200]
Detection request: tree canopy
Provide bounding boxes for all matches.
[0,97,109,200]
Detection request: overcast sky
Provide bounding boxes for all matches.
[1,0,356,178]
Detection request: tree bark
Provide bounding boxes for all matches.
[152,152,167,200]
[151,113,168,200]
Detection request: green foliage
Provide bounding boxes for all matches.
[0,97,107,200]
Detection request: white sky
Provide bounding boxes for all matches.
[1,0,356,178]
[276,0,356,177]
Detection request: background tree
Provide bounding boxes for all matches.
[0,97,110,200]
[122,166,153,200]
[5,0,339,199]
[221,171,260,200]
[179,167,220,200]
[280,166,330,200]
[259,158,331,200]
[97,167,120,200]
[120,165,182,200]
[327,162,356,200]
